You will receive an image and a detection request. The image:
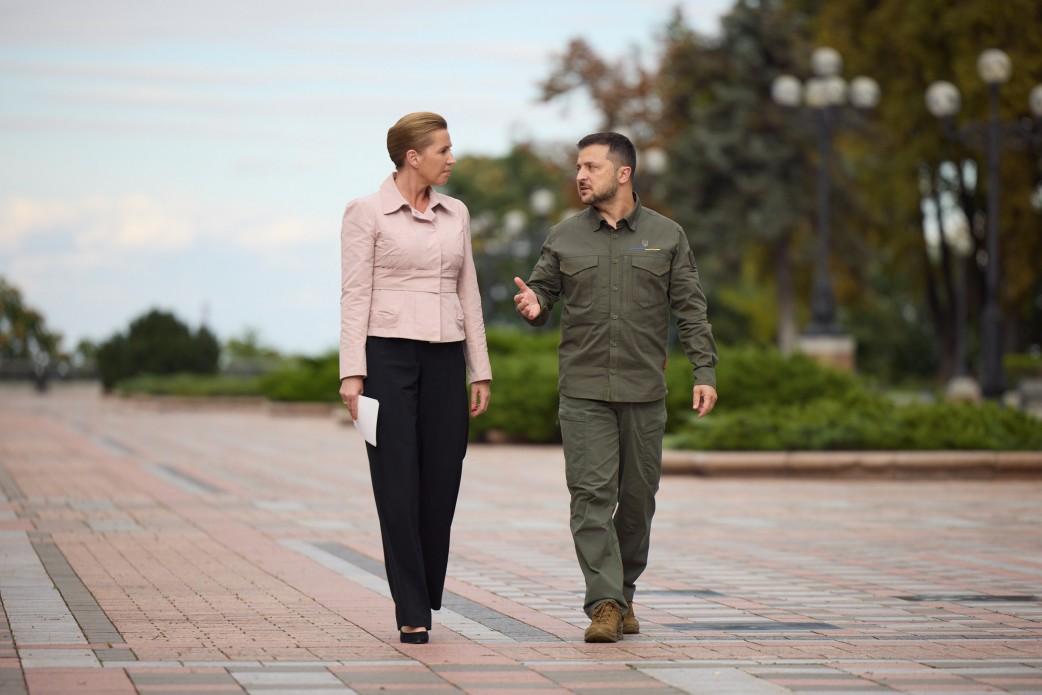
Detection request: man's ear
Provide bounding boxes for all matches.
[617,165,633,185]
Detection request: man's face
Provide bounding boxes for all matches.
[575,144,621,206]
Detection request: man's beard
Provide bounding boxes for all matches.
[583,178,618,206]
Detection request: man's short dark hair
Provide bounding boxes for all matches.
[577,132,637,176]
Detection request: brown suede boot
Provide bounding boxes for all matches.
[623,607,639,634]
[584,600,624,643]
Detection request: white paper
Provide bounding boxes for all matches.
[353,395,379,446]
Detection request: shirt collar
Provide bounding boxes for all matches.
[584,193,643,232]
[378,173,449,216]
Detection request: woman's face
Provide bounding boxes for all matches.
[414,129,456,186]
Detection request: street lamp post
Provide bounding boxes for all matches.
[925,49,1042,399]
[639,146,669,201]
[529,188,555,264]
[772,47,880,370]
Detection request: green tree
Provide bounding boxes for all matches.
[0,276,63,377]
[224,327,280,361]
[96,309,219,391]
[222,327,282,375]
[657,1,818,350]
[538,2,819,350]
[537,0,1042,382]
[442,144,569,324]
[794,0,1042,370]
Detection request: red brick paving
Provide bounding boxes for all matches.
[1,383,1041,694]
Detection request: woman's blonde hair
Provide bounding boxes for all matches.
[387,112,448,169]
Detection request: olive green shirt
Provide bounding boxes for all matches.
[522,197,718,402]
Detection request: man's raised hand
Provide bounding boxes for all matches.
[513,277,542,320]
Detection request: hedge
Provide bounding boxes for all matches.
[664,393,1042,451]
[108,329,1042,451]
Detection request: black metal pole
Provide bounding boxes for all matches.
[954,253,969,377]
[980,82,1005,398]
[809,107,839,335]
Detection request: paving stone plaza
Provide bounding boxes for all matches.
[2,384,1041,694]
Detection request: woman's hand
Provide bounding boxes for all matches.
[470,380,491,417]
[339,376,364,420]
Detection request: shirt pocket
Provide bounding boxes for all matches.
[630,254,670,308]
[560,255,599,309]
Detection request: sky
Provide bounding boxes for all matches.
[0,0,733,357]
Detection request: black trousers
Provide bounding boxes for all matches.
[362,337,469,630]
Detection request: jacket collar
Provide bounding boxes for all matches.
[583,193,643,232]
[379,173,448,216]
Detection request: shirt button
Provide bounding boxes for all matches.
[613,233,618,239]
[612,313,618,320]
[609,369,616,375]
[612,284,618,291]
[613,258,618,264]
[611,341,617,347]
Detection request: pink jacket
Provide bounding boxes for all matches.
[339,174,492,384]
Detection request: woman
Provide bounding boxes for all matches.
[339,112,492,644]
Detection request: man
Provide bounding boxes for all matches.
[514,132,718,643]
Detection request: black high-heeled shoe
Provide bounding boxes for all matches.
[399,629,429,644]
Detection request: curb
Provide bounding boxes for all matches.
[107,392,1042,479]
[661,449,1042,478]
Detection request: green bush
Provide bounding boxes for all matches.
[470,337,560,443]
[663,344,866,432]
[477,332,873,442]
[1005,352,1042,383]
[115,372,263,397]
[101,325,1042,451]
[260,352,340,402]
[665,393,1042,451]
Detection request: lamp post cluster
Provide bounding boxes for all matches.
[771,47,881,339]
[476,188,556,325]
[924,48,1042,399]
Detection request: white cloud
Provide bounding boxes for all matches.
[1,193,331,257]
[237,217,328,249]
[0,197,49,249]
[79,195,197,251]
[0,194,196,254]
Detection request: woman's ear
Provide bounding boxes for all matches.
[407,149,419,168]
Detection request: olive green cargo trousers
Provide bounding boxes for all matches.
[558,394,667,617]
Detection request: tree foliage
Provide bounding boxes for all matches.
[796,0,1042,369]
[540,38,660,140]
[539,1,820,350]
[657,1,820,350]
[96,309,219,391]
[534,0,1042,380]
[442,145,571,325]
[0,276,62,362]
